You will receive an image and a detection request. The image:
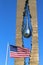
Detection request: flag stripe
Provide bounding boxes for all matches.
[10,53,30,58]
[17,47,30,52]
[10,51,30,54]
[10,53,30,55]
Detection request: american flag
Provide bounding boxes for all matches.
[10,45,30,58]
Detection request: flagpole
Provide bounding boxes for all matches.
[5,43,9,65]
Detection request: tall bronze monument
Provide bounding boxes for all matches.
[15,0,39,65]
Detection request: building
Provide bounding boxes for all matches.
[15,0,39,65]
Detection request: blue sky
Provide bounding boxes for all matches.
[37,0,43,65]
[0,0,43,65]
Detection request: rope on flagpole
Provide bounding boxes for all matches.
[5,43,9,65]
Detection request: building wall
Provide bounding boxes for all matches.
[15,0,39,65]
[15,0,25,65]
[29,0,39,65]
